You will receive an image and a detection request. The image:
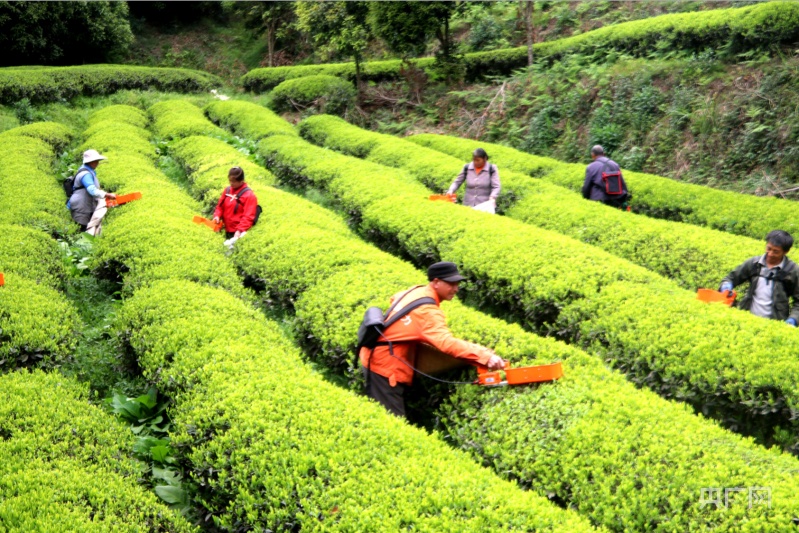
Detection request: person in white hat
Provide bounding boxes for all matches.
[67,149,115,236]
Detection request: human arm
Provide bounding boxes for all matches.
[581,164,594,199]
[788,271,799,324]
[81,173,114,199]
[236,191,258,233]
[212,189,226,224]
[418,306,502,368]
[489,165,501,201]
[447,166,467,195]
[719,259,754,292]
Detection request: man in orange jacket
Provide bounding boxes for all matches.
[359,262,505,417]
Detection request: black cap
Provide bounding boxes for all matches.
[428,261,466,283]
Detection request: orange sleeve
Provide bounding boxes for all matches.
[417,306,493,365]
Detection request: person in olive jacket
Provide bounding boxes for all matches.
[719,229,799,325]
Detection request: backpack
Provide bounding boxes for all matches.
[600,160,627,198]
[226,186,262,226]
[751,261,796,296]
[463,163,495,181]
[356,286,437,355]
[64,169,90,198]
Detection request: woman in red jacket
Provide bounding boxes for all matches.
[212,167,258,243]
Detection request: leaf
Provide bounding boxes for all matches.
[155,485,187,505]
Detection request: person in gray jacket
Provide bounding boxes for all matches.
[582,145,629,208]
[446,148,501,211]
[719,229,799,326]
[67,149,116,236]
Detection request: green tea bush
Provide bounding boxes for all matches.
[244,123,799,453]
[149,100,227,140]
[0,127,73,235]
[271,74,356,115]
[204,100,298,140]
[170,125,799,532]
[411,125,799,240]
[0,223,66,289]
[0,370,195,531]
[299,116,766,291]
[241,2,799,92]
[0,65,221,104]
[91,105,594,533]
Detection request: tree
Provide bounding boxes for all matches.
[296,1,370,90]
[368,2,461,60]
[0,1,133,66]
[520,0,537,66]
[224,1,294,67]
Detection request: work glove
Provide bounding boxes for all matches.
[720,282,733,293]
[787,318,797,327]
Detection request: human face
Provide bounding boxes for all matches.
[228,174,243,187]
[88,161,100,169]
[765,242,787,267]
[432,279,460,301]
[473,156,486,169]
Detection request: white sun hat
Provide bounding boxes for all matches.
[82,149,107,164]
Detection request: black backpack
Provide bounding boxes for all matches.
[356,286,437,355]
[751,261,796,296]
[64,169,90,198]
[227,186,262,226]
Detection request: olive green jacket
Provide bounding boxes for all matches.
[720,256,799,321]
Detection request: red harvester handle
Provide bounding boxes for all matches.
[429,193,457,203]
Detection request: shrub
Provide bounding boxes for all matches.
[149,100,227,140]
[410,132,799,240]
[249,124,799,455]
[170,118,799,532]
[204,100,298,141]
[90,105,593,533]
[301,116,764,291]
[271,74,356,115]
[0,65,221,104]
[0,371,195,531]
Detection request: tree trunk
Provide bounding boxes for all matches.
[354,55,362,103]
[524,1,535,67]
[266,22,276,67]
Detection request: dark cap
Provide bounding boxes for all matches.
[428,261,466,283]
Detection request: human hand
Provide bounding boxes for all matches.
[106,193,117,200]
[720,282,733,293]
[787,318,797,327]
[485,355,505,370]
[212,217,220,224]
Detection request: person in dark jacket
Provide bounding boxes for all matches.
[447,148,501,211]
[582,145,629,208]
[212,166,258,248]
[719,230,799,325]
[67,149,116,235]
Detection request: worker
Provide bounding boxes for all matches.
[446,148,501,213]
[582,145,629,209]
[359,261,505,418]
[212,166,258,248]
[719,230,799,325]
[67,149,116,236]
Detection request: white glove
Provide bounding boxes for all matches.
[223,236,238,249]
[234,231,247,239]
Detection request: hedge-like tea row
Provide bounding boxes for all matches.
[228,118,799,453]
[410,132,799,240]
[0,371,195,531]
[0,124,74,235]
[170,130,799,531]
[149,100,227,140]
[204,100,298,140]
[0,64,220,104]
[298,115,765,290]
[87,105,595,532]
[0,125,76,369]
[241,2,799,92]
[271,74,356,114]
